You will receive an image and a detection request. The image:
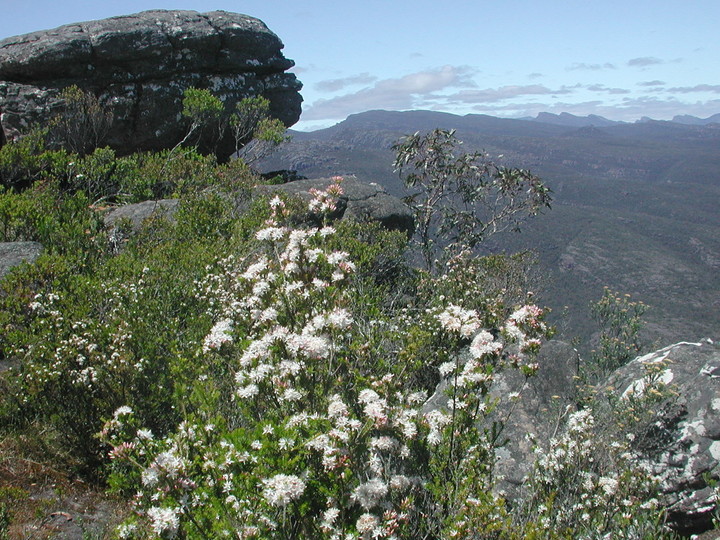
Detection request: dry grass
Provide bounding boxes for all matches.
[0,432,128,539]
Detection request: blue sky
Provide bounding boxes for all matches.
[1,0,718,131]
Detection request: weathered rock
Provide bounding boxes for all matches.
[0,10,302,160]
[0,241,43,279]
[103,199,180,252]
[491,340,580,497]
[422,340,581,501]
[602,340,720,534]
[261,176,415,236]
[102,198,180,231]
[423,338,720,533]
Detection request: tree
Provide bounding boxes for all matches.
[589,287,647,379]
[178,90,288,164]
[179,87,226,152]
[230,96,289,165]
[392,129,552,272]
[52,85,113,155]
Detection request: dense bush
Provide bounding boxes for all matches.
[0,116,685,538]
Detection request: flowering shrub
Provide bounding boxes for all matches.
[100,183,556,538]
[517,407,664,538]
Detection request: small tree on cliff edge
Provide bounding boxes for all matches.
[392,128,552,273]
[180,89,287,164]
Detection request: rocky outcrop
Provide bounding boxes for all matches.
[423,339,720,533]
[0,10,302,160]
[101,177,414,250]
[261,176,415,236]
[103,199,180,232]
[0,241,43,279]
[490,341,580,498]
[602,340,720,534]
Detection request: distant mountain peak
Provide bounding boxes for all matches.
[671,113,720,125]
[533,112,620,127]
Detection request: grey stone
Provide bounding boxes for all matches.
[261,176,415,236]
[103,199,180,252]
[0,10,302,160]
[601,340,720,533]
[491,340,580,497]
[102,198,180,231]
[423,340,580,500]
[0,241,43,279]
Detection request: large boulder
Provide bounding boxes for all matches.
[602,340,720,534]
[0,241,43,279]
[261,176,415,236]
[423,338,720,533]
[0,10,302,160]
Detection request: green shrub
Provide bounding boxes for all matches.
[0,129,72,189]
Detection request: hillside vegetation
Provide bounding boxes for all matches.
[0,95,707,538]
[262,110,720,350]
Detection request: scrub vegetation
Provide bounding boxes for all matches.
[0,88,690,538]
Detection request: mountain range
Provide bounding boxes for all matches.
[260,110,720,350]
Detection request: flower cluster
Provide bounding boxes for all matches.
[309,176,344,214]
[99,186,573,539]
[522,407,663,536]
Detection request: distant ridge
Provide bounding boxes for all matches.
[532,112,621,127]
[671,113,720,125]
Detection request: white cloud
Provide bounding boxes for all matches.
[302,65,477,121]
[444,85,572,104]
[667,84,720,93]
[585,84,631,95]
[314,73,378,92]
[627,57,664,67]
[567,62,616,71]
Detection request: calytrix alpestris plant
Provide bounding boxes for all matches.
[101,180,553,538]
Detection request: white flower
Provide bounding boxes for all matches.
[356,512,379,533]
[146,506,179,536]
[438,361,456,377]
[358,389,381,404]
[469,330,502,358]
[255,227,286,241]
[328,394,349,418]
[598,476,618,496]
[281,388,303,402]
[323,507,340,525]
[436,305,480,336]
[117,522,137,539]
[203,319,234,352]
[154,450,183,478]
[242,257,269,279]
[352,478,388,510]
[113,406,133,419]
[236,384,260,399]
[389,474,411,491]
[326,308,353,329]
[370,436,398,452]
[141,467,159,487]
[262,474,306,507]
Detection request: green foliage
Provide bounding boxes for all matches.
[0,129,72,188]
[0,122,676,537]
[180,88,226,152]
[230,95,272,149]
[0,182,251,474]
[588,287,648,380]
[392,128,552,272]
[51,85,113,155]
[0,181,106,270]
[178,90,288,164]
[230,96,289,164]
